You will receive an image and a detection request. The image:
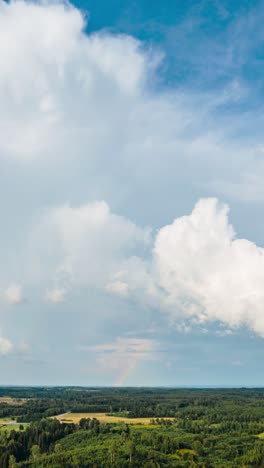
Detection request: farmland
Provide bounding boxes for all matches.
[54,412,174,425]
[0,397,27,406]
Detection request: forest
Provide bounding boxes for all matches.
[0,387,264,466]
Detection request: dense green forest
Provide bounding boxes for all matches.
[0,387,264,466]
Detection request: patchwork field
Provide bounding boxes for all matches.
[54,412,173,425]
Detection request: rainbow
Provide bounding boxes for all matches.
[114,351,144,386]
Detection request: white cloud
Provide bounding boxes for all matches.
[105,280,129,297]
[4,284,24,305]
[0,0,259,205]
[28,196,264,338]
[31,200,150,289]
[154,198,264,336]
[0,337,13,355]
[1,0,264,360]
[0,0,154,162]
[45,288,66,303]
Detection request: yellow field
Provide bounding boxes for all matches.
[0,397,27,406]
[54,412,173,425]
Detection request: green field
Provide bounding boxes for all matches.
[0,418,25,433]
[0,423,22,433]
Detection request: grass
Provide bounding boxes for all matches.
[54,412,174,425]
[0,423,24,433]
[0,417,26,433]
[0,418,16,422]
[0,397,27,405]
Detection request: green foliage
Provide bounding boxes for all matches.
[0,388,264,466]
[8,455,16,468]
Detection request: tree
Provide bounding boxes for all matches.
[127,440,136,463]
[8,456,16,468]
[109,440,118,465]
[30,444,40,462]
[71,455,80,467]
[54,443,65,466]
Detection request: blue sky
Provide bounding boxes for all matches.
[74,0,264,92]
[1,0,264,386]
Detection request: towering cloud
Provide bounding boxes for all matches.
[154,198,264,336]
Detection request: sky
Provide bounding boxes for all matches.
[1,0,264,386]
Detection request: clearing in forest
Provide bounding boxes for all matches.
[54,412,174,425]
[0,397,27,405]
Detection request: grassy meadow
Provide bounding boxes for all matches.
[54,412,172,425]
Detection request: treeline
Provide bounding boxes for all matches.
[2,416,264,467]
[3,387,264,422]
[1,388,264,465]
[0,419,76,467]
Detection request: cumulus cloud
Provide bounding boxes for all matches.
[154,198,264,336]
[31,200,150,289]
[0,0,258,205]
[0,337,13,355]
[45,288,66,303]
[105,280,129,297]
[28,196,264,338]
[4,284,25,305]
[0,0,154,162]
